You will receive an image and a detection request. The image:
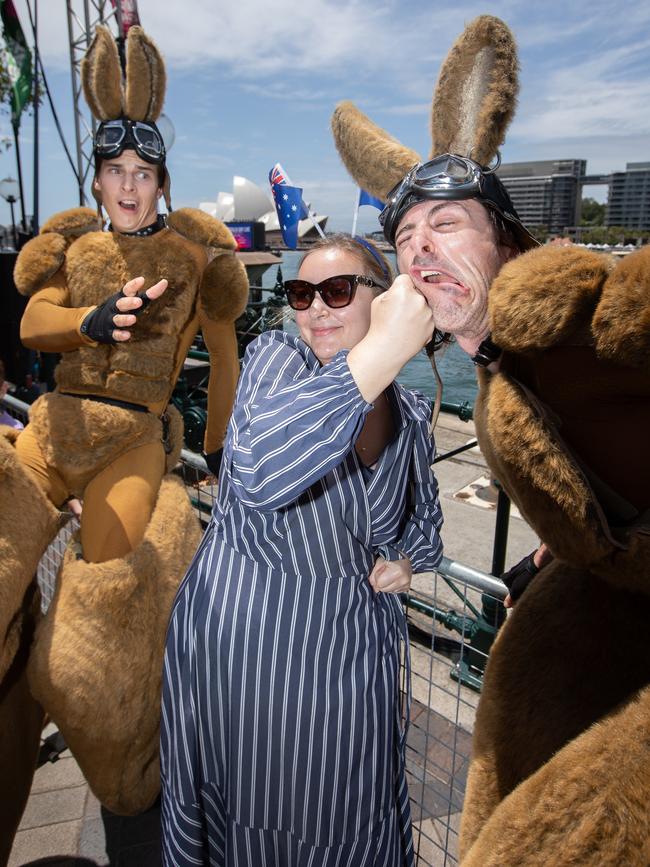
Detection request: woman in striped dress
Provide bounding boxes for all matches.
[161,236,444,866]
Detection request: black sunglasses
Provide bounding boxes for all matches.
[283,274,383,310]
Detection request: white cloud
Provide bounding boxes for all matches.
[28,0,471,79]
[6,0,650,220]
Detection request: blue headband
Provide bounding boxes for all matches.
[352,235,390,282]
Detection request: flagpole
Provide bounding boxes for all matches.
[12,121,27,231]
[28,0,38,234]
[351,188,360,237]
[305,207,326,240]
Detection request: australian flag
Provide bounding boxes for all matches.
[271,183,303,249]
[269,163,308,248]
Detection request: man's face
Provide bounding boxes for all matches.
[94,150,162,233]
[394,198,513,343]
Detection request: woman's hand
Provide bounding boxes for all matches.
[371,275,436,364]
[369,556,413,594]
[347,276,435,402]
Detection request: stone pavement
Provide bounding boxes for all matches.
[8,412,537,865]
[9,725,161,867]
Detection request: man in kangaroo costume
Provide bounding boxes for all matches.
[332,15,650,865]
[0,23,248,858]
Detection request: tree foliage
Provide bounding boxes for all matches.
[580,197,606,226]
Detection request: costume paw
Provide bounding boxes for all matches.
[489,246,610,352]
[592,245,650,368]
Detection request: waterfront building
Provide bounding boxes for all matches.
[497,159,586,234]
[606,162,650,230]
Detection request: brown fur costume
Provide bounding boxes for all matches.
[0,24,249,833]
[27,475,201,813]
[0,431,58,863]
[331,15,650,864]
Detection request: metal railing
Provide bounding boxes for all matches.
[2,389,508,865]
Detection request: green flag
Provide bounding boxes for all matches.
[1,0,32,128]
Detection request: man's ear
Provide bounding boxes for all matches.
[499,243,519,266]
[157,188,163,200]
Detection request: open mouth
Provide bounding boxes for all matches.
[119,200,138,211]
[414,268,467,296]
[419,269,460,286]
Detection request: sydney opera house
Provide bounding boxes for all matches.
[199,176,328,245]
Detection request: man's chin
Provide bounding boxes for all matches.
[422,300,466,335]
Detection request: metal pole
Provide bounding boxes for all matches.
[490,484,511,577]
[31,0,39,234]
[11,123,27,230]
[8,198,18,248]
[66,2,84,205]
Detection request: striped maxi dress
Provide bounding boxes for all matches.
[161,331,443,866]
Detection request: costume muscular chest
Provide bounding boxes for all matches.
[57,228,208,405]
[65,229,205,332]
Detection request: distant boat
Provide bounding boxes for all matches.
[200,176,328,241]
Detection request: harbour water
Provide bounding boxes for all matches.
[260,249,479,407]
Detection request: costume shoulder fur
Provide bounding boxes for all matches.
[167,208,238,250]
[14,208,101,296]
[166,209,249,322]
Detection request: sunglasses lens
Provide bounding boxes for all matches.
[321,277,354,307]
[284,281,313,310]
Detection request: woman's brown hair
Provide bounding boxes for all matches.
[300,234,393,289]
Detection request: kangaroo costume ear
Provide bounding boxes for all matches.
[430,15,518,165]
[331,101,421,201]
[331,15,519,192]
[81,25,123,120]
[124,26,166,122]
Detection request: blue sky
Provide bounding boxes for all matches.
[1,0,649,234]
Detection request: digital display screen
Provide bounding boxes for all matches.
[227,222,256,251]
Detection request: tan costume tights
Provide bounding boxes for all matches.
[16,424,165,564]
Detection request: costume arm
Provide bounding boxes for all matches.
[378,415,444,572]
[226,331,372,510]
[20,270,97,352]
[198,306,240,454]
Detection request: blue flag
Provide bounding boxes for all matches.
[270,162,309,222]
[358,188,385,210]
[271,182,304,249]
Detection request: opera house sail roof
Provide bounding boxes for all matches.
[200,176,328,240]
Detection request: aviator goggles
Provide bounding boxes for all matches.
[94,119,166,165]
[379,153,538,251]
[284,274,383,310]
